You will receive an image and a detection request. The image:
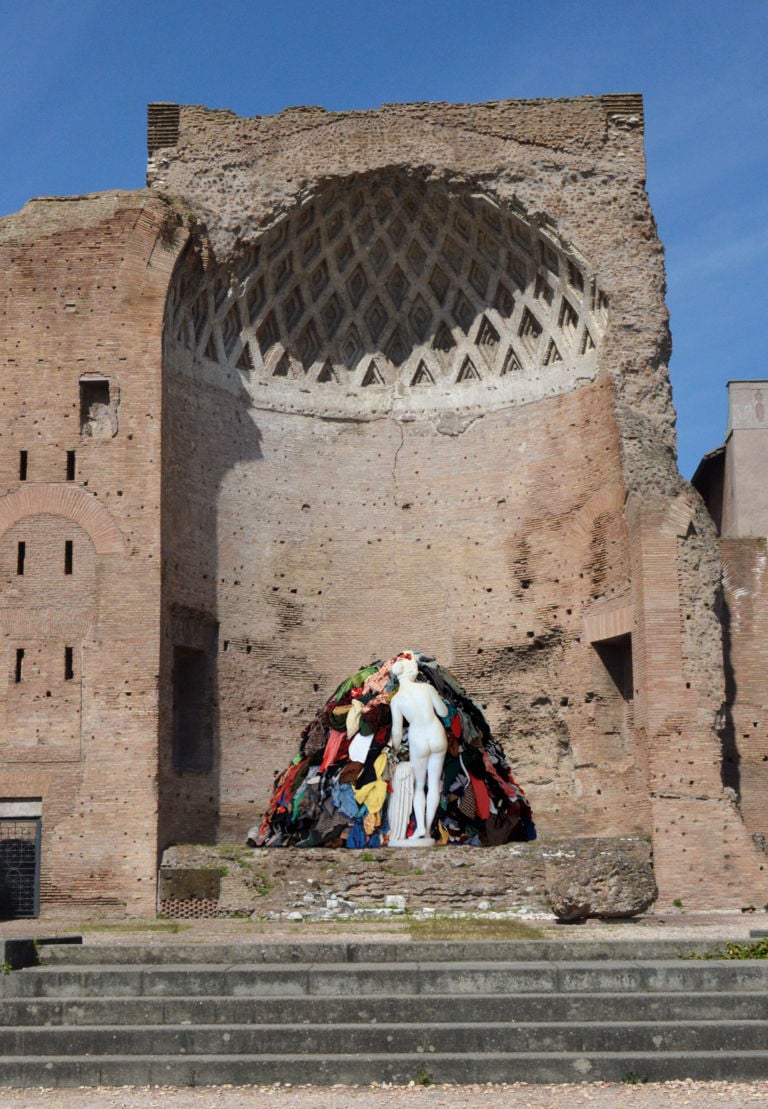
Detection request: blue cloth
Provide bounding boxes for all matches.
[332,781,360,820]
[346,811,369,849]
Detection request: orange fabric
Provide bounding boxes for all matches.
[319,729,348,773]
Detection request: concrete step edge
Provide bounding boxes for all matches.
[6,1017,768,1032]
[3,1049,768,1087]
[34,938,737,965]
[3,993,765,1025]
[19,957,768,973]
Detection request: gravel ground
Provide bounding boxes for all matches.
[1,1081,768,1109]
[4,906,766,945]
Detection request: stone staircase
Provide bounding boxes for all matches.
[1,939,767,1086]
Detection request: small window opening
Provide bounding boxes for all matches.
[64,646,74,681]
[16,541,25,576]
[14,648,24,683]
[19,451,28,481]
[64,540,73,575]
[66,451,76,481]
[593,634,633,702]
[79,378,113,438]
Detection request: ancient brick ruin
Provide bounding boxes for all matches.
[0,95,765,916]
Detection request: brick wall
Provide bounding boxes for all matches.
[0,192,184,912]
[161,311,646,843]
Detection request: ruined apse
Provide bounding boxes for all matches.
[152,97,766,907]
[0,96,764,916]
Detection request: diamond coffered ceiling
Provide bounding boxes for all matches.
[167,171,608,415]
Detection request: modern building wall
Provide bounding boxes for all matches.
[722,380,768,538]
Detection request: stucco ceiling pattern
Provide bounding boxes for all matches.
[167,172,608,409]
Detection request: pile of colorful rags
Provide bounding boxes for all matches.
[252,651,536,850]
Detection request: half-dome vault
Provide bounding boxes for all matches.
[166,172,608,419]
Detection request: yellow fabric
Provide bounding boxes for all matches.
[346,699,365,738]
[353,752,388,813]
[363,810,381,836]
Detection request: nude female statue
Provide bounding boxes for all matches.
[389,655,448,845]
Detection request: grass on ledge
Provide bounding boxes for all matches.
[80,920,191,934]
[408,916,543,941]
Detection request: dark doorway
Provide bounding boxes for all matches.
[172,646,213,771]
[0,819,41,919]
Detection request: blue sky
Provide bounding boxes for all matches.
[1,0,765,477]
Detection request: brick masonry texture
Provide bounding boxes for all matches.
[0,193,183,914]
[0,96,766,914]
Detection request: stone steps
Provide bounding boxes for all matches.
[7,959,768,997]
[1,940,766,1086]
[1,1018,766,1054]
[3,1051,768,1087]
[32,938,722,964]
[2,990,766,1025]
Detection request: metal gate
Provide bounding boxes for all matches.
[0,818,41,919]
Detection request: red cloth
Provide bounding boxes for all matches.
[468,772,492,820]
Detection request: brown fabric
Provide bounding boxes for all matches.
[338,760,364,784]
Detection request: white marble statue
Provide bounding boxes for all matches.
[388,761,415,843]
[389,656,448,845]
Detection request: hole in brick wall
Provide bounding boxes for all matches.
[14,648,24,683]
[80,378,116,438]
[19,451,28,481]
[66,451,75,481]
[64,646,74,681]
[16,541,25,576]
[64,540,73,576]
[593,633,633,702]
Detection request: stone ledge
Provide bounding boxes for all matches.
[158,836,653,921]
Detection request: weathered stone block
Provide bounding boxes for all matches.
[545,839,657,922]
[157,866,221,903]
